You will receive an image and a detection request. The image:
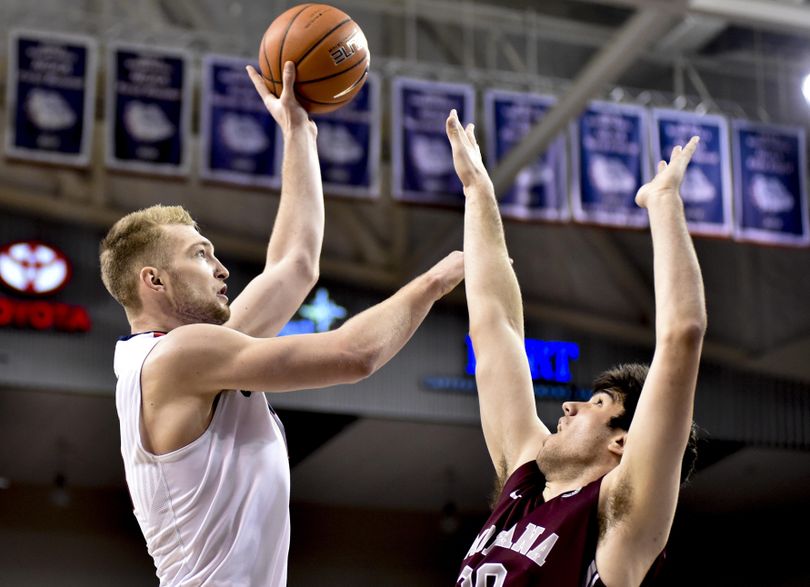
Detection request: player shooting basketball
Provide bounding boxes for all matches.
[445,109,704,586]
[99,60,463,587]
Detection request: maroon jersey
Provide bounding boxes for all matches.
[457,461,664,587]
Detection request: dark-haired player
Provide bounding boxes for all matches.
[445,109,704,586]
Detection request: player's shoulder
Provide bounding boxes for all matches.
[149,323,244,365]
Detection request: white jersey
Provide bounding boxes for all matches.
[114,332,290,587]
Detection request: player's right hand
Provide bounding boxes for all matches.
[247,62,316,137]
[635,136,699,209]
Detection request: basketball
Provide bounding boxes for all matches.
[259,3,370,114]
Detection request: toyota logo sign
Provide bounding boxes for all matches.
[0,241,73,296]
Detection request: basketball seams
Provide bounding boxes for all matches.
[259,45,278,97]
[332,66,368,99]
[295,68,366,108]
[259,3,369,114]
[294,17,353,71]
[297,55,368,85]
[271,3,313,97]
[295,91,352,108]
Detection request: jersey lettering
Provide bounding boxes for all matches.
[457,563,508,586]
[482,525,515,555]
[466,524,497,558]
[465,521,560,568]
[526,533,560,567]
[511,523,544,555]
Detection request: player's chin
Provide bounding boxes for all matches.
[208,304,231,325]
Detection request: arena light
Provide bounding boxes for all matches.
[802,73,810,103]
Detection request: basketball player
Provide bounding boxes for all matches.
[99,61,464,587]
[445,109,704,586]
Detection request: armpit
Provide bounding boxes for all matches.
[599,476,633,539]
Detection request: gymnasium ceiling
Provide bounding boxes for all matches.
[2,0,810,382]
[1,0,810,519]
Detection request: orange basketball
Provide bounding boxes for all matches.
[259,3,370,114]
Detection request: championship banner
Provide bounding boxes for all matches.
[572,101,649,227]
[484,89,568,222]
[200,54,279,188]
[732,120,809,246]
[313,71,380,198]
[106,43,191,175]
[5,29,97,166]
[392,77,475,206]
[652,109,732,237]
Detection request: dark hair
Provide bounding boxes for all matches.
[592,363,698,484]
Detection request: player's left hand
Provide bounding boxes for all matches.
[247,62,316,137]
[635,136,699,209]
[446,109,491,191]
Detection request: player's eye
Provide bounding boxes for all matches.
[197,249,206,257]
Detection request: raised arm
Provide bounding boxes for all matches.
[147,251,463,396]
[224,62,325,337]
[446,110,549,482]
[598,137,706,586]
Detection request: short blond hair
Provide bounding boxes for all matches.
[100,205,197,311]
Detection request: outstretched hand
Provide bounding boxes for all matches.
[246,62,316,136]
[426,250,465,298]
[445,109,491,191]
[635,136,700,209]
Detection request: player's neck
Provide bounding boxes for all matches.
[128,311,182,335]
[541,463,612,501]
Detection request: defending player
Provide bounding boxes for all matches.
[446,109,704,586]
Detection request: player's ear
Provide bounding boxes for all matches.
[140,267,165,292]
[607,431,626,457]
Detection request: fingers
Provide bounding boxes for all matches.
[657,160,667,173]
[669,144,682,163]
[446,110,481,154]
[465,123,475,144]
[465,123,482,155]
[278,61,297,104]
[281,61,296,89]
[674,135,700,173]
[446,109,466,142]
[246,65,274,103]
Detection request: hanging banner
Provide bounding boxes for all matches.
[392,77,475,206]
[199,54,279,188]
[652,109,732,237]
[313,71,381,198]
[5,29,97,166]
[106,43,191,175]
[732,121,809,246]
[572,101,649,228]
[484,89,568,222]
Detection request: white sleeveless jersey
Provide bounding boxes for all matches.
[114,332,290,587]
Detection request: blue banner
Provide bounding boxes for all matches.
[484,89,568,222]
[5,30,97,166]
[199,54,279,188]
[392,77,475,206]
[572,101,649,227]
[732,121,809,246]
[313,72,381,199]
[652,109,732,237]
[106,44,191,175]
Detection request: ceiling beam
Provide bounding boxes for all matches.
[491,7,678,197]
[0,185,401,290]
[569,0,810,37]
